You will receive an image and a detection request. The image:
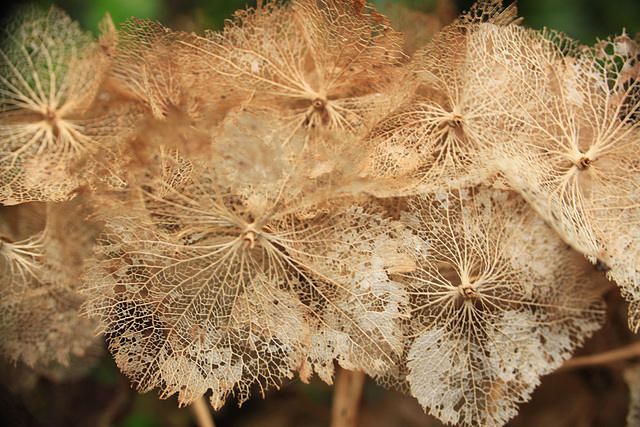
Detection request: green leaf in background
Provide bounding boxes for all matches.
[87,0,164,30]
[23,0,163,34]
[11,0,640,44]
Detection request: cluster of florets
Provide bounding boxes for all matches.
[1,1,638,425]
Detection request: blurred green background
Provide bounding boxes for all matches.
[5,0,640,45]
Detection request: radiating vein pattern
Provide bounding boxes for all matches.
[0,6,121,204]
[82,144,408,407]
[398,187,605,426]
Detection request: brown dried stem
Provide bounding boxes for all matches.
[331,367,366,427]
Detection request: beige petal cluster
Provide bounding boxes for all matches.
[3,1,637,425]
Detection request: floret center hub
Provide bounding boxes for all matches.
[242,223,260,249]
[312,97,326,110]
[42,108,59,127]
[460,285,478,298]
[448,114,463,128]
[577,156,592,170]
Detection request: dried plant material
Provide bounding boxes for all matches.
[331,367,366,427]
[0,283,98,368]
[360,94,494,194]
[108,18,202,121]
[0,202,47,239]
[82,114,408,408]
[207,113,375,213]
[396,187,605,426]
[42,198,100,287]
[360,1,519,194]
[83,197,408,408]
[283,205,409,384]
[469,23,640,330]
[0,6,121,204]
[2,0,638,423]
[383,0,456,57]
[0,200,100,368]
[410,0,518,87]
[181,0,407,135]
[0,231,47,294]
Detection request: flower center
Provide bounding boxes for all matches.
[460,285,478,298]
[576,156,592,170]
[448,114,463,128]
[242,224,259,249]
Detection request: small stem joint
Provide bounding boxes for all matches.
[447,114,463,128]
[577,157,592,170]
[242,225,259,249]
[312,97,326,110]
[461,286,478,298]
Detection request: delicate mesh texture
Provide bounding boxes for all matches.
[274,205,409,384]
[0,6,118,204]
[361,1,519,193]
[108,19,203,122]
[468,23,640,330]
[82,114,408,408]
[180,0,407,134]
[0,201,99,367]
[396,187,605,426]
[0,1,629,422]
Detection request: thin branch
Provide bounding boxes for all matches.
[331,367,366,427]
[191,396,216,427]
[558,341,640,372]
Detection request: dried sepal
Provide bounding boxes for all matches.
[0,6,123,204]
[360,2,520,195]
[411,0,519,85]
[107,18,205,122]
[83,190,408,407]
[396,187,605,426]
[275,204,409,384]
[469,23,640,331]
[360,92,497,195]
[180,0,407,135]
[82,113,409,407]
[0,200,100,368]
[83,204,311,408]
[0,230,47,294]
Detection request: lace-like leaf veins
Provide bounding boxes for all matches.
[361,0,518,193]
[82,116,408,408]
[469,23,640,331]
[181,0,406,133]
[398,187,604,426]
[108,18,203,121]
[0,6,118,204]
[0,201,99,368]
